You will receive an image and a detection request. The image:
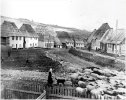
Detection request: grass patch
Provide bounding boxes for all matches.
[69,48,125,71]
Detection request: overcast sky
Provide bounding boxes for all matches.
[1,0,126,31]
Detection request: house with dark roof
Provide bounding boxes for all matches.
[20,24,39,48]
[87,23,111,50]
[74,39,85,48]
[35,25,54,48]
[100,29,126,56]
[1,21,26,49]
[56,31,74,48]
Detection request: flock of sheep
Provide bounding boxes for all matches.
[69,67,126,99]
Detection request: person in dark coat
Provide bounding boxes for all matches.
[47,68,53,86]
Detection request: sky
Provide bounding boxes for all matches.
[1,0,126,31]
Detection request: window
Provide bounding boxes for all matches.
[30,44,32,46]
[12,44,14,47]
[19,37,22,40]
[12,36,14,40]
[19,44,22,47]
[16,36,18,40]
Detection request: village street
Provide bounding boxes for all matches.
[78,49,126,64]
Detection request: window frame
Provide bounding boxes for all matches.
[16,36,18,40]
[12,36,14,40]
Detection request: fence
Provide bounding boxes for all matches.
[2,79,46,99]
[2,79,46,92]
[2,79,119,99]
[46,86,118,100]
[36,90,46,100]
[46,86,90,99]
[4,88,41,99]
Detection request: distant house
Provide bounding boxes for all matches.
[54,38,62,48]
[87,23,111,50]
[74,39,84,48]
[35,25,54,48]
[42,35,54,48]
[1,21,26,49]
[66,39,74,48]
[100,29,126,56]
[56,31,74,48]
[100,28,113,52]
[20,24,39,48]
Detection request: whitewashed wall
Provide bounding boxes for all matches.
[9,36,24,49]
[66,42,74,47]
[25,37,38,48]
[76,43,84,48]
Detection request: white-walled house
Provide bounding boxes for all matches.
[1,21,26,49]
[74,39,84,48]
[100,29,126,56]
[66,39,74,48]
[20,24,39,48]
[87,23,111,50]
[1,21,39,49]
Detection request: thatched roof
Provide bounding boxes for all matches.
[74,39,84,44]
[20,24,38,37]
[87,23,111,43]
[38,34,54,42]
[101,29,126,44]
[20,24,35,33]
[1,21,25,37]
[107,29,126,44]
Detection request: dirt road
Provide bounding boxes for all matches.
[46,48,101,70]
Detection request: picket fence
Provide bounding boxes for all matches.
[2,79,119,99]
[46,85,118,100]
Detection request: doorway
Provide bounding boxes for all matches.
[23,37,26,48]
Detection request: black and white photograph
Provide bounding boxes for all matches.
[1,0,126,99]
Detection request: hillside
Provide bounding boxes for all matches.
[1,16,91,40]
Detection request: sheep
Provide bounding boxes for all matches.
[117,94,126,100]
[76,87,87,94]
[113,88,126,95]
[84,69,93,73]
[86,84,96,91]
[103,90,118,96]
[90,88,104,99]
[67,67,77,73]
[78,81,87,88]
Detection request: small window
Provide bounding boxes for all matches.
[19,37,22,40]
[16,36,18,40]
[30,44,32,46]
[12,36,14,40]
[12,44,14,47]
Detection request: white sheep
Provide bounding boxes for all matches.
[90,88,104,99]
[76,87,86,94]
[78,81,87,88]
[117,94,126,100]
[84,69,93,73]
[86,84,96,91]
[70,73,79,79]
